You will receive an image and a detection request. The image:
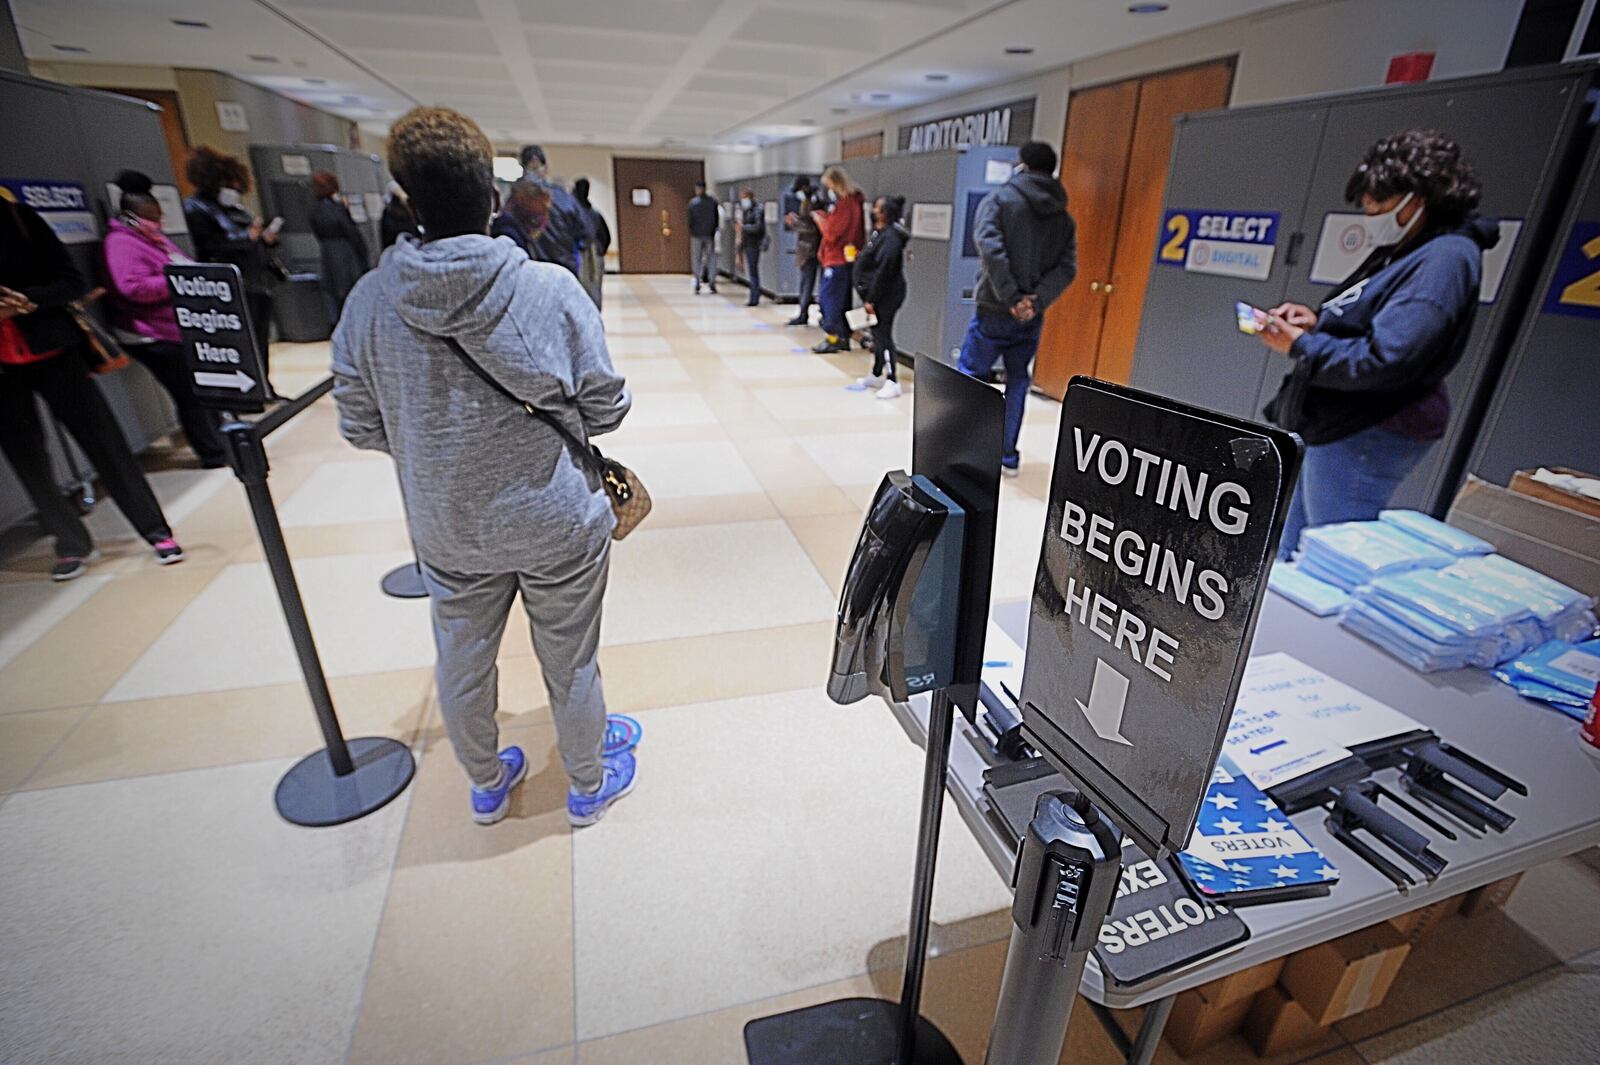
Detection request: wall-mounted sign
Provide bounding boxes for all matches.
[1311,213,1523,303]
[215,101,250,133]
[1541,220,1600,319]
[280,154,312,177]
[763,200,779,225]
[631,187,651,207]
[984,158,1013,185]
[104,182,188,236]
[897,96,1035,154]
[1157,208,1280,282]
[910,202,953,241]
[0,179,98,244]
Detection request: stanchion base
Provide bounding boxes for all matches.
[380,562,428,599]
[744,997,963,1065]
[275,736,416,827]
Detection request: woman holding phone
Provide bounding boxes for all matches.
[1257,128,1499,559]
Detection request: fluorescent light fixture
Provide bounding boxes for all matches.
[249,54,280,63]
[925,73,950,82]
[1128,2,1169,12]
[1004,46,1034,55]
[171,18,210,29]
[869,92,891,101]
[304,77,327,85]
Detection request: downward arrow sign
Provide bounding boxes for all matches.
[194,369,257,392]
[1076,658,1133,746]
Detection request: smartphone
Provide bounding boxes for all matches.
[1235,300,1271,335]
[264,216,285,237]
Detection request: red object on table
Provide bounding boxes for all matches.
[1583,684,1600,756]
[1386,52,1436,84]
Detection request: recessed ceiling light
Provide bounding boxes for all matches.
[51,44,90,53]
[304,77,327,85]
[249,54,279,63]
[925,73,950,82]
[830,106,849,114]
[171,18,210,29]
[869,92,891,101]
[1128,2,1169,12]
[1004,46,1034,55]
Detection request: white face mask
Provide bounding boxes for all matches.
[740,197,753,209]
[1364,192,1418,247]
[217,187,244,209]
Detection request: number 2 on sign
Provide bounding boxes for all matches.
[1558,233,1600,309]
[1160,214,1190,262]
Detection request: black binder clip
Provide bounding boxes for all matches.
[1399,741,1527,834]
[1324,781,1449,890]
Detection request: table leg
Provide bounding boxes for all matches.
[1128,995,1175,1065]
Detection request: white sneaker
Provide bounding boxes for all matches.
[875,379,902,400]
[1001,464,1020,478]
[848,374,885,392]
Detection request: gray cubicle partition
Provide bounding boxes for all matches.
[1469,131,1600,485]
[0,69,191,535]
[1129,62,1599,515]
[714,171,814,300]
[248,144,386,341]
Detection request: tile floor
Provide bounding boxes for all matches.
[0,275,1596,1064]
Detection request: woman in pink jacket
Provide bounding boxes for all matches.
[103,172,225,467]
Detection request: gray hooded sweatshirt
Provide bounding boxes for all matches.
[330,233,630,574]
[971,169,1078,318]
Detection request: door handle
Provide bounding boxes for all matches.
[1089,281,1101,292]
[1103,283,1115,295]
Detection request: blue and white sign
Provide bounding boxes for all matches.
[0,179,99,244]
[1158,209,1280,282]
[1542,220,1600,319]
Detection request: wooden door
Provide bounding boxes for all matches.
[612,157,704,273]
[100,88,194,196]
[1095,60,1235,385]
[1033,79,1140,398]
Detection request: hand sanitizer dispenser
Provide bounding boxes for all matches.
[828,471,966,705]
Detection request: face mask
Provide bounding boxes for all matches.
[1364,192,1418,247]
[218,187,243,209]
[740,198,753,209]
[134,216,163,238]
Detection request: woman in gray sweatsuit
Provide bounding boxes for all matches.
[330,106,636,828]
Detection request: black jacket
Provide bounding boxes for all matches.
[526,175,589,276]
[490,211,542,262]
[687,194,719,238]
[0,194,87,354]
[1265,218,1498,446]
[854,222,908,308]
[380,199,420,249]
[584,205,612,256]
[183,193,277,294]
[738,201,766,249]
[972,170,1077,316]
[310,197,370,311]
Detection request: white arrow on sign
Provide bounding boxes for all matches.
[1076,658,1132,746]
[194,369,257,392]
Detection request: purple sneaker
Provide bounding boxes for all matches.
[567,751,637,827]
[471,746,528,825]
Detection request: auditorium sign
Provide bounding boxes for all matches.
[897,97,1036,153]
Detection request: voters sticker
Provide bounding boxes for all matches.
[164,262,269,413]
[1020,378,1301,860]
[1158,208,1280,282]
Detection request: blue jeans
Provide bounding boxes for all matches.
[1279,425,1434,560]
[743,244,761,304]
[819,264,852,344]
[957,310,1043,468]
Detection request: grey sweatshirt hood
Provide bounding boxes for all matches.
[1011,170,1067,217]
[382,233,524,338]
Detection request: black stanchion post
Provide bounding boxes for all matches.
[380,560,428,599]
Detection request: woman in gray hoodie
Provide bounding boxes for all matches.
[330,107,638,828]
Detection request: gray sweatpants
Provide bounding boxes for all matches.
[421,543,610,793]
[691,236,716,285]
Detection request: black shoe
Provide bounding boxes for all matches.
[785,316,806,326]
[51,548,100,582]
[812,340,843,354]
[709,285,718,294]
[747,300,760,307]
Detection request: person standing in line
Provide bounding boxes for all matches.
[687,181,719,294]
[784,176,820,326]
[811,165,866,354]
[490,179,552,262]
[183,147,280,397]
[308,171,371,325]
[572,178,610,310]
[735,186,766,307]
[0,190,185,580]
[519,145,590,287]
[850,195,908,400]
[1258,129,1497,559]
[380,180,421,248]
[333,106,639,827]
[956,141,1077,476]
[102,172,226,468]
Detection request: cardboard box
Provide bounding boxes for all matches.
[1386,895,1462,944]
[1165,987,1255,1057]
[1459,873,1524,917]
[1510,467,1600,520]
[1194,957,1286,1007]
[1280,924,1411,1026]
[1244,987,1330,1057]
[1447,476,1600,597]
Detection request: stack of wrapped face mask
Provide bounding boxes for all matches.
[1377,510,1495,557]
[1345,568,1545,670]
[1295,519,1456,591]
[1493,638,1600,719]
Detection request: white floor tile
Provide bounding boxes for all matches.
[605,335,672,357]
[277,460,405,527]
[0,576,111,671]
[616,359,693,387]
[604,320,660,335]
[796,430,912,487]
[613,392,719,431]
[0,758,409,1065]
[719,354,850,382]
[701,334,808,355]
[753,386,907,423]
[620,440,762,498]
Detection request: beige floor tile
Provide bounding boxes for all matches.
[0,563,222,713]
[231,519,417,562]
[753,385,906,424]
[719,354,853,383]
[767,483,864,518]
[25,668,433,790]
[0,706,86,791]
[604,335,672,356]
[599,621,835,713]
[498,1048,574,1065]
[277,459,406,526]
[0,575,111,670]
[643,492,779,529]
[621,439,762,498]
[796,429,913,488]
[346,725,574,1065]
[1501,852,1600,961]
[787,512,867,596]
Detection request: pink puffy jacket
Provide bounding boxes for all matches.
[103,217,186,343]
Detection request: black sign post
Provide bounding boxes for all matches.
[983,378,1299,1065]
[166,265,415,827]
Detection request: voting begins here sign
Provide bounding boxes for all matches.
[164,262,269,413]
[1020,379,1300,859]
[1158,209,1280,282]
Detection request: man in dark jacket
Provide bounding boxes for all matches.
[520,145,589,280]
[735,186,766,306]
[491,179,552,262]
[957,141,1077,475]
[687,182,719,294]
[785,177,820,325]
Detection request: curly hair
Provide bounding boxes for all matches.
[388,106,494,238]
[1345,129,1481,229]
[185,146,251,198]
